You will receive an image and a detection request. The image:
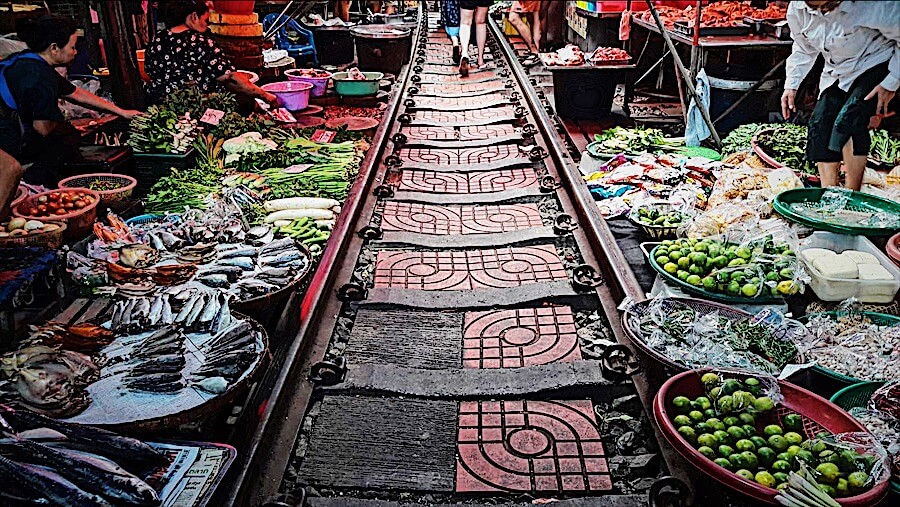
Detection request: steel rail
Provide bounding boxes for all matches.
[212,11,426,507]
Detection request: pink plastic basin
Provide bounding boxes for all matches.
[285,69,333,97]
[261,81,313,111]
[235,70,259,84]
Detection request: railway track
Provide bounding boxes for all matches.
[219,5,695,507]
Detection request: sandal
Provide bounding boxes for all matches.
[459,57,469,77]
[452,45,461,65]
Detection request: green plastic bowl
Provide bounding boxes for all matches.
[773,188,900,236]
[331,71,384,97]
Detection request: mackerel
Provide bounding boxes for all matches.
[0,453,111,507]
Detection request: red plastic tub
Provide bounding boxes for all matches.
[888,232,900,268]
[212,1,255,15]
[13,188,101,242]
[285,69,333,97]
[261,81,313,111]
[653,369,890,506]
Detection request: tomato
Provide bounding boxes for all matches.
[49,192,60,200]
[74,200,86,209]
[84,197,94,205]
[47,202,59,211]
[60,194,71,203]
[55,208,67,215]
[64,202,74,209]
[37,204,47,213]
[37,195,48,204]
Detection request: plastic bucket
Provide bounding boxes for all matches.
[285,69,333,97]
[350,25,412,75]
[135,49,149,82]
[261,81,313,111]
[331,72,383,97]
[708,64,781,136]
[312,26,355,66]
[212,0,255,14]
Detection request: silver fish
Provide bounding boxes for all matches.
[198,273,231,288]
[218,257,255,270]
[211,295,231,334]
[148,233,165,250]
[204,321,252,351]
[0,453,110,507]
[259,250,302,266]
[147,296,164,325]
[184,294,207,328]
[156,231,183,250]
[247,225,270,238]
[219,248,257,259]
[198,294,221,326]
[160,296,174,325]
[174,296,200,323]
[259,238,294,255]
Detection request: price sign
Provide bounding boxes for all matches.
[199,108,225,125]
[311,129,336,143]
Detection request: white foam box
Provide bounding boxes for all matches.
[799,232,900,303]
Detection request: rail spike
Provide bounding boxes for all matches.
[309,357,348,386]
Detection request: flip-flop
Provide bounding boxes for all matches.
[459,57,469,77]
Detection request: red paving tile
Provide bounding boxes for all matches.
[412,94,507,108]
[398,144,525,166]
[414,108,515,124]
[381,202,543,235]
[462,307,581,369]
[399,125,518,142]
[456,400,612,493]
[420,72,501,83]
[373,245,568,291]
[398,168,538,194]
[418,82,505,94]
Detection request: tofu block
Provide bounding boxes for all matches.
[813,254,858,279]
[840,250,880,265]
[801,248,837,265]
[857,264,893,281]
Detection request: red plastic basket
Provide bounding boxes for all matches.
[58,173,136,211]
[13,188,100,242]
[887,232,900,268]
[653,369,890,506]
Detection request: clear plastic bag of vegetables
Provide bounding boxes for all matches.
[798,432,892,494]
[698,369,784,416]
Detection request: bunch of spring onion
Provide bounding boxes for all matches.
[127,106,198,154]
[144,167,221,214]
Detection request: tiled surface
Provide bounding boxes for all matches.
[412,93,507,108]
[413,107,515,123]
[418,82,505,94]
[462,307,582,369]
[373,245,568,291]
[398,168,538,194]
[419,72,501,83]
[381,202,543,235]
[400,125,519,141]
[456,400,612,493]
[397,144,524,165]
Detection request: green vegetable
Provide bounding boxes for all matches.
[870,129,900,165]
[594,126,684,156]
[755,125,816,175]
[721,123,766,155]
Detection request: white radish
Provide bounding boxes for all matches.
[331,206,342,215]
[273,220,293,227]
[264,209,335,223]
[314,220,335,230]
[263,197,340,212]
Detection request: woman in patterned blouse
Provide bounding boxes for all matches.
[145,0,277,107]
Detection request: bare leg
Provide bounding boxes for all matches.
[474,6,489,67]
[841,138,867,191]
[817,162,841,188]
[459,8,474,75]
[508,12,535,53]
[0,149,24,221]
[530,12,541,53]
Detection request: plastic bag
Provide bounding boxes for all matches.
[700,369,784,416]
[870,381,900,421]
[801,432,892,490]
[0,33,26,59]
[60,78,103,120]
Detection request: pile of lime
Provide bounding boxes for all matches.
[669,373,879,498]
[651,236,799,298]
[634,206,687,228]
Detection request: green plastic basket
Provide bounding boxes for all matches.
[681,145,722,161]
[829,381,900,496]
[647,245,784,304]
[773,188,900,236]
[800,312,900,385]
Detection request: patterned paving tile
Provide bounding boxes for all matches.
[400,125,519,142]
[398,168,538,194]
[417,82,506,94]
[397,144,525,165]
[412,93,507,108]
[413,107,515,124]
[381,202,543,236]
[419,72,501,83]
[462,307,582,369]
[456,400,612,493]
[372,245,568,291]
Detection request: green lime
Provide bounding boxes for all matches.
[663,262,678,274]
[697,433,718,448]
[757,447,776,467]
[809,439,828,454]
[765,271,780,282]
[743,377,761,396]
[702,276,717,290]
[753,397,775,412]
[726,281,741,295]
[706,418,725,431]
[729,453,748,468]
[848,468,869,491]
[703,409,717,419]
[771,460,792,473]
[786,445,802,457]
[717,444,735,458]
[690,252,707,265]
[784,432,803,446]
[735,439,755,452]
[776,482,790,491]
[795,449,815,465]
[677,426,696,444]
[768,435,788,452]
[776,452,791,463]
[689,264,705,276]
[712,255,728,268]
[717,395,734,414]
[733,391,756,410]
[755,471,776,488]
[773,472,789,484]
[714,430,731,446]
[655,256,670,266]
[727,426,746,441]
[693,397,712,411]
[677,270,690,281]
[673,415,692,427]
[763,425,783,437]
[816,462,840,484]
[741,425,757,438]
[783,414,803,431]
[672,396,692,413]
[835,478,849,497]
[698,446,717,459]
[678,256,691,269]
[819,450,837,463]
[741,451,758,469]
[688,410,705,423]
[750,436,767,449]
[701,372,720,387]
[817,484,836,497]
[738,412,756,425]
[729,258,747,267]
[686,274,702,286]
[741,283,759,297]
[708,386,721,400]
[722,416,740,427]
[668,250,682,261]
[736,246,753,259]
[661,240,674,247]
[694,422,710,434]
[735,469,755,481]
[714,457,733,470]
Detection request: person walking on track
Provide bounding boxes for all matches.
[507,0,541,63]
[458,0,494,77]
[441,1,462,64]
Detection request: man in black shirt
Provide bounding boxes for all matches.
[0,15,139,187]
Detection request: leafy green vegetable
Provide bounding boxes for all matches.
[870,129,900,165]
[755,125,815,175]
[162,87,237,120]
[721,123,767,155]
[593,126,684,156]
[127,105,197,154]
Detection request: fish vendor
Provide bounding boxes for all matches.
[0,15,141,187]
[781,0,899,190]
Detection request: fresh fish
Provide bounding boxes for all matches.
[257,267,293,279]
[184,294,207,328]
[198,274,231,288]
[0,437,159,506]
[236,279,278,290]
[168,286,195,301]
[0,454,110,507]
[147,233,165,251]
[198,294,221,326]
[156,231,183,250]
[124,373,183,393]
[194,377,228,394]
[195,361,247,380]
[110,303,125,330]
[132,328,183,359]
[160,296,174,325]
[197,265,243,281]
[128,354,185,375]
[174,296,200,323]
[210,295,231,334]
[247,225,270,239]
[203,321,253,351]
[259,238,293,255]
[219,248,257,259]
[147,296,164,324]
[0,407,168,470]
[218,257,255,270]
[259,251,302,266]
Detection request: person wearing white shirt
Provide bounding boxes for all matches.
[781,1,899,190]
